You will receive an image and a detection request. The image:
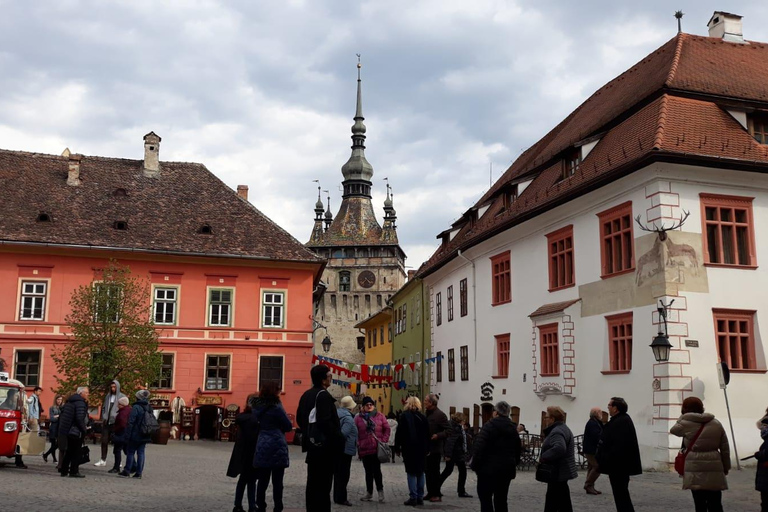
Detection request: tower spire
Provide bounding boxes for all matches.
[340,55,374,197]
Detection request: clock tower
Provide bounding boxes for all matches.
[306,60,406,380]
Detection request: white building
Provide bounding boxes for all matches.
[419,12,768,469]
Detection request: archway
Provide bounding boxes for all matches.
[481,403,493,425]
[197,405,220,440]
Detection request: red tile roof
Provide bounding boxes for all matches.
[529,299,581,318]
[0,150,325,264]
[418,33,768,278]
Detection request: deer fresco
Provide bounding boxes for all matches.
[635,211,698,286]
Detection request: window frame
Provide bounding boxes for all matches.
[258,354,285,391]
[339,271,351,292]
[546,225,575,291]
[447,348,455,382]
[700,194,757,268]
[606,312,633,373]
[459,278,468,317]
[13,349,42,387]
[597,201,635,278]
[150,353,175,390]
[539,323,560,377]
[436,351,443,382]
[261,290,286,329]
[93,282,122,323]
[436,292,442,326]
[460,345,469,381]
[447,285,454,322]
[561,148,581,180]
[495,334,510,377]
[204,354,231,391]
[152,285,179,326]
[712,309,760,371]
[207,287,234,327]
[490,251,511,306]
[19,280,48,321]
[748,112,768,144]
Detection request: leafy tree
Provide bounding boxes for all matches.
[52,261,162,400]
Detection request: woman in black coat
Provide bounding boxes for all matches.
[440,412,472,497]
[253,382,292,512]
[227,394,260,512]
[43,395,63,463]
[394,396,431,506]
[755,416,768,512]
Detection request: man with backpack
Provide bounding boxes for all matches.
[118,389,156,479]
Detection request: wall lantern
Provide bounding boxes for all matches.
[650,299,674,363]
[321,335,333,353]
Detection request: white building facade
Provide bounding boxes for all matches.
[420,13,768,469]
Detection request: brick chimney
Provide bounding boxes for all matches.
[237,185,249,201]
[407,270,417,280]
[67,154,82,186]
[707,12,744,43]
[143,131,161,177]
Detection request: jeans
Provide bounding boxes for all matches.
[257,467,285,512]
[306,460,334,512]
[476,471,513,512]
[584,454,601,489]
[544,481,573,512]
[608,473,634,512]
[61,434,83,475]
[235,470,257,511]
[425,453,443,496]
[125,443,146,476]
[333,453,352,503]
[407,472,426,500]
[691,490,723,512]
[100,423,113,461]
[361,453,384,493]
[440,458,467,494]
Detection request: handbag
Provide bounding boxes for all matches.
[674,423,706,476]
[79,445,91,465]
[372,432,392,463]
[535,461,558,483]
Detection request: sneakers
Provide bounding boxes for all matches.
[378,490,385,503]
[69,473,85,478]
[360,493,373,502]
[118,471,130,477]
[94,459,107,467]
[404,498,418,506]
[108,468,121,474]
[459,492,473,498]
[132,474,142,479]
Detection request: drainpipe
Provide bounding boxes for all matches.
[457,249,478,361]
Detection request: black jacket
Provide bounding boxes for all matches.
[471,416,521,477]
[394,410,430,474]
[582,417,603,455]
[58,393,88,438]
[443,420,466,461]
[755,429,768,492]
[426,407,450,456]
[296,386,342,463]
[227,412,260,478]
[596,412,642,476]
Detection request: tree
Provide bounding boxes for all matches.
[52,261,162,400]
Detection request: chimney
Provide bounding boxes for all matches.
[237,185,249,201]
[407,270,417,280]
[707,11,744,43]
[67,154,82,186]
[143,131,161,177]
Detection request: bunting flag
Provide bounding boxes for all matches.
[408,362,416,372]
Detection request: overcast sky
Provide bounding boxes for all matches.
[1,1,766,268]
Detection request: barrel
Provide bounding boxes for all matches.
[153,420,171,445]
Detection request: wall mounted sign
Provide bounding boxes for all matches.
[685,339,699,348]
[197,396,223,406]
[480,381,495,402]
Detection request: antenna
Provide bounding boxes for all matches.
[489,161,493,188]
[674,10,684,33]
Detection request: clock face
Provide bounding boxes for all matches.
[358,270,376,289]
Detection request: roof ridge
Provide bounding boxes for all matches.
[665,33,686,87]
[653,94,669,150]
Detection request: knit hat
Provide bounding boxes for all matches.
[340,396,356,410]
[362,396,375,407]
[118,396,129,406]
[135,389,150,400]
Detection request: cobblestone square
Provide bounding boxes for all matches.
[0,441,761,511]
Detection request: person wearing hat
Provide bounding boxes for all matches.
[334,396,357,506]
[754,414,768,511]
[119,389,153,478]
[355,395,391,503]
[110,396,132,474]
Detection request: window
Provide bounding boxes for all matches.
[259,356,283,389]
[447,348,455,382]
[19,281,47,321]
[539,323,559,376]
[447,286,454,322]
[500,185,518,212]
[700,194,756,267]
[205,355,230,390]
[713,309,758,370]
[151,353,174,389]
[153,287,177,325]
[496,334,510,377]
[460,279,468,317]
[561,148,580,180]
[262,291,285,328]
[607,313,633,372]
[436,292,442,326]
[416,296,421,325]
[749,113,768,144]
[491,251,511,305]
[373,327,378,347]
[546,226,575,290]
[436,351,442,382]
[339,271,351,292]
[368,330,372,349]
[403,303,408,331]
[460,345,469,381]
[14,350,40,387]
[598,202,634,277]
[209,289,232,327]
[380,326,384,346]
[94,283,121,323]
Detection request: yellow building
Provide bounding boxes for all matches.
[355,306,393,414]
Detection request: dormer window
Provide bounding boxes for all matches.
[748,113,768,144]
[199,224,213,235]
[498,184,518,214]
[36,212,51,223]
[113,220,128,230]
[561,149,581,180]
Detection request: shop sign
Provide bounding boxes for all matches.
[197,396,223,406]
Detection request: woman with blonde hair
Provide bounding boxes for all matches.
[395,396,430,506]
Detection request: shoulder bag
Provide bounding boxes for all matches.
[674,423,706,476]
[372,429,392,463]
[306,390,327,447]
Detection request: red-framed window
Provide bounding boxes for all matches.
[539,323,559,376]
[700,194,756,267]
[448,348,455,382]
[491,251,511,305]
[447,285,454,322]
[459,278,468,317]
[435,292,442,326]
[495,334,510,377]
[597,202,634,277]
[546,225,575,290]
[713,309,758,371]
[607,312,633,372]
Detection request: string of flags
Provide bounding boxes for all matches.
[312,353,445,390]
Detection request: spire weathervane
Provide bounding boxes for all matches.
[674,10,684,33]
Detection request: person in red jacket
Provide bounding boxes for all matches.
[110,396,131,474]
[355,396,391,503]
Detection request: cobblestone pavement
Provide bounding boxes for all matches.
[0,441,761,511]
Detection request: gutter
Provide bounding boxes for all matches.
[457,249,478,362]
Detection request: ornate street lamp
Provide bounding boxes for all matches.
[321,335,332,353]
[650,299,674,362]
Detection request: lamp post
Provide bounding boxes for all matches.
[321,335,332,354]
[650,299,674,363]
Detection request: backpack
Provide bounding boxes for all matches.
[140,405,159,437]
[306,390,327,447]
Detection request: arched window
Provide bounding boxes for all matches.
[339,271,351,292]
